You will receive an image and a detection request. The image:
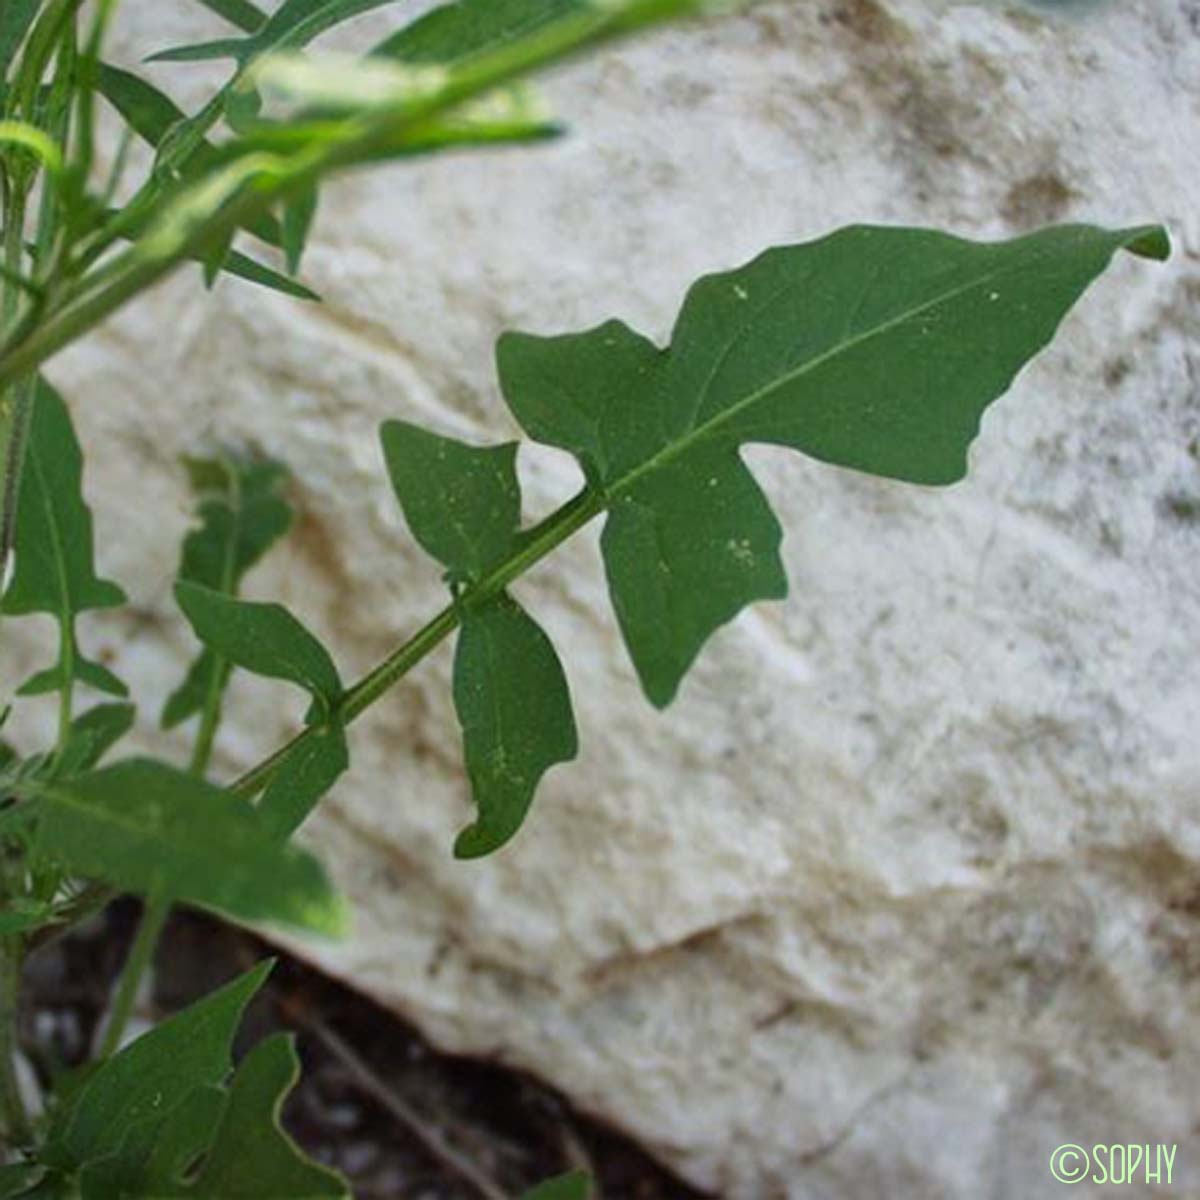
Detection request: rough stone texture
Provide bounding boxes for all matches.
[4,1,1199,1196]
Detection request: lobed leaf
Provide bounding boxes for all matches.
[34,759,345,933]
[162,454,293,729]
[498,222,1170,706]
[56,703,137,775]
[2,378,128,699]
[382,420,577,855]
[77,1085,226,1198]
[184,1033,349,1198]
[174,581,343,718]
[44,962,272,1172]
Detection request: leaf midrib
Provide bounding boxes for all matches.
[605,245,1051,501]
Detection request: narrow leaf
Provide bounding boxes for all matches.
[257,723,348,841]
[521,1172,593,1200]
[45,962,272,1171]
[193,0,270,33]
[222,247,320,299]
[281,184,317,275]
[372,0,586,65]
[35,759,344,933]
[95,66,285,250]
[2,379,127,697]
[453,594,577,858]
[174,581,342,717]
[185,1033,348,1198]
[498,222,1170,706]
[0,0,41,78]
[150,0,404,66]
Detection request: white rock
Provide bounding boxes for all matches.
[3,1,1198,1196]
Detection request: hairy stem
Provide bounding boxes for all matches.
[231,484,604,801]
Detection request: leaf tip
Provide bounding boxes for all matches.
[1122,224,1171,262]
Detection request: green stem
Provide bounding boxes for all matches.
[51,623,76,766]
[0,185,30,582]
[98,885,168,1059]
[231,484,604,801]
[103,457,245,1054]
[0,935,29,1148]
[0,3,679,390]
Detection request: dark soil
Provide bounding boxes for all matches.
[19,900,709,1200]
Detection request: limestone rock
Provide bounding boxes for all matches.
[4,1,1199,1196]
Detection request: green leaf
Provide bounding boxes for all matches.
[185,1033,348,1198]
[453,593,577,857]
[381,420,521,582]
[78,1085,226,1199]
[498,222,1170,706]
[95,63,319,298]
[2,378,127,698]
[521,1171,593,1200]
[371,0,586,65]
[95,66,285,251]
[150,0,405,65]
[0,0,41,79]
[220,247,320,299]
[257,723,348,841]
[35,759,344,933]
[193,0,270,33]
[281,184,317,275]
[55,703,136,775]
[0,1163,45,1199]
[174,581,342,718]
[44,961,271,1172]
[381,420,577,855]
[162,454,293,729]
[0,898,53,935]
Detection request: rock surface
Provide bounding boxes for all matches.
[5,1,1200,1196]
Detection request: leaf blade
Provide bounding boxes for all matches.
[174,581,342,716]
[2,378,127,698]
[453,593,577,858]
[499,223,1169,705]
[256,723,348,842]
[381,420,521,582]
[185,1033,348,1198]
[46,962,272,1171]
[36,759,344,933]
